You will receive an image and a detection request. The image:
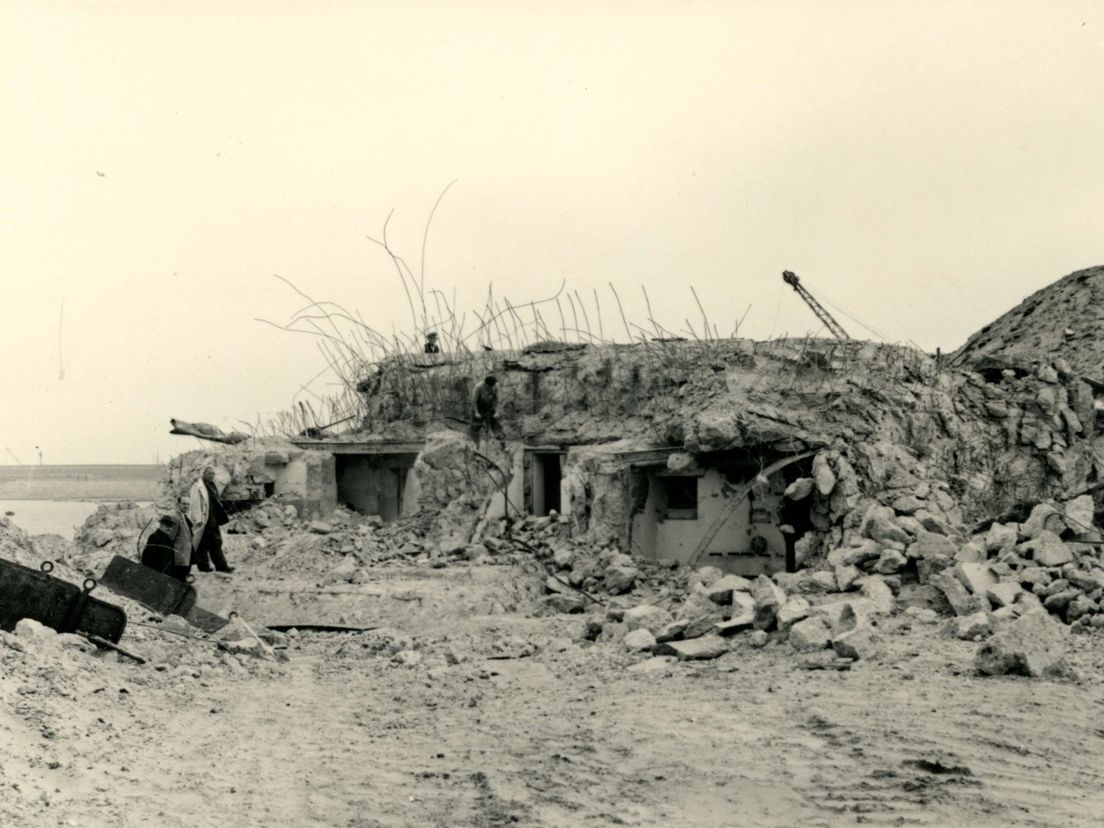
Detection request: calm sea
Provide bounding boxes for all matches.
[0,465,162,537]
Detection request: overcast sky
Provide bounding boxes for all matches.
[2,1,1102,465]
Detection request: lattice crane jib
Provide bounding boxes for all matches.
[781,271,850,340]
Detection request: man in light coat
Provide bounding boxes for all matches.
[186,466,234,573]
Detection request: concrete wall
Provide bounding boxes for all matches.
[631,468,787,576]
[270,452,337,520]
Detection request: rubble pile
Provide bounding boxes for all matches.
[71,503,162,573]
[0,516,47,569]
[954,264,1104,378]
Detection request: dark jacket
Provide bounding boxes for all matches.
[141,529,178,573]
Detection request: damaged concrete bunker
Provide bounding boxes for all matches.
[224,274,1104,589]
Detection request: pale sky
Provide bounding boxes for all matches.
[2,1,1102,464]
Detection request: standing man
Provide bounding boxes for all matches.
[423,331,441,353]
[470,375,505,445]
[187,466,234,573]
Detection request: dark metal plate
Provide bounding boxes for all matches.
[183,605,230,633]
[100,555,197,617]
[0,557,127,643]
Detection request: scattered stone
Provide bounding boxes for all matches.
[784,478,815,501]
[813,454,838,496]
[656,635,729,661]
[14,618,58,643]
[789,617,831,652]
[1021,531,1073,567]
[873,549,908,574]
[731,591,756,618]
[655,619,689,643]
[831,626,881,660]
[956,612,992,640]
[747,630,769,648]
[834,564,862,591]
[603,563,640,595]
[551,546,575,570]
[986,582,1022,608]
[308,521,334,535]
[1018,566,1052,587]
[953,542,987,564]
[810,599,871,634]
[1062,495,1095,532]
[623,628,657,652]
[908,530,958,561]
[800,652,854,671]
[955,562,997,596]
[903,606,938,624]
[860,505,912,546]
[985,522,1019,553]
[931,571,988,617]
[707,574,753,604]
[747,577,782,629]
[975,611,1068,677]
[622,605,671,635]
[392,650,423,667]
[693,566,725,588]
[544,593,585,614]
[1043,589,1078,613]
[1020,504,1065,540]
[891,494,925,515]
[775,596,811,631]
[859,576,896,614]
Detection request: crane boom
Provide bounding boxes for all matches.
[781,270,850,340]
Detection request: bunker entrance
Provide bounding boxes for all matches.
[335,453,418,523]
[527,451,564,517]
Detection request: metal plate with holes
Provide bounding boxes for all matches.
[99,555,198,618]
[0,557,127,643]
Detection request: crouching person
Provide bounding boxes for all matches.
[141,513,193,582]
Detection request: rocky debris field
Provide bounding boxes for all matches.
[3,495,1104,826]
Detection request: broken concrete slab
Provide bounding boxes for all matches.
[1020,531,1073,567]
[931,570,988,617]
[975,611,1069,677]
[775,596,812,631]
[706,574,753,604]
[954,562,998,596]
[656,635,729,660]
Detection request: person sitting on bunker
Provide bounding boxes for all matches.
[140,512,193,582]
[470,374,505,444]
[186,466,234,573]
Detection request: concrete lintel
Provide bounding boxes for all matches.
[291,440,425,455]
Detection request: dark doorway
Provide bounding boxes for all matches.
[530,452,564,516]
[335,453,417,522]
